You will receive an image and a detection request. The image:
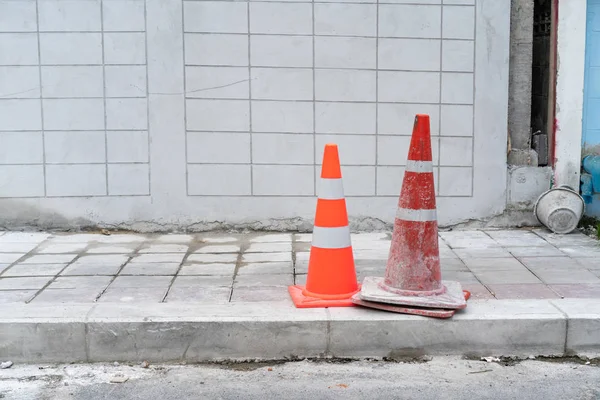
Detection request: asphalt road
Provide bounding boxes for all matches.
[1,357,599,400]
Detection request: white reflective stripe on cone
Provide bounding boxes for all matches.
[317,178,345,200]
[395,208,437,222]
[405,160,433,173]
[311,226,352,248]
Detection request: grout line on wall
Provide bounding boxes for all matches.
[34,0,47,196]
[471,0,477,197]
[248,0,254,195]
[182,1,190,196]
[374,0,380,193]
[438,4,444,196]
[312,0,317,195]
[144,0,151,196]
[100,0,109,196]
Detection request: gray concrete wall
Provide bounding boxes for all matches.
[0,0,511,231]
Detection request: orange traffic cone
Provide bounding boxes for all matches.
[354,114,467,311]
[288,143,360,308]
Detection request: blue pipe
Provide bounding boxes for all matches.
[582,155,600,193]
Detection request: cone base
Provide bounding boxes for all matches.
[351,293,456,319]
[358,277,467,310]
[288,285,360,308]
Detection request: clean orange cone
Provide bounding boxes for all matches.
[354,114,467,311]
[288,143,360,308]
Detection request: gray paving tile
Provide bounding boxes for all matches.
[295,274,307,285]
[249,234,292,243]
[21,254,78,264]
[473,270,542,285]
[507,245,565,257]
[33,288,102,303]
[165,287,231,303]
[0,290,37,303]
[130,253,185,263]
[50,276,112,289]
[453,247,512,259]
[86,245,138,254]
[172,275,232,288]
[462,257,526,271]
[0,232,51,243]
[294,233,312,242]
[201,236,238,243]
[245,242,292,253]
[234,274,293,287]
[519,257,582,270]
[61,264,121,276]
[2,263,66,277]
[442,270,481,284]
[186,253,238,263]
[536,231,597,246]
[194,245,240,254]
[350,241,391,251]
[178,263,235,276]
[0,277,53,290]
[95,235,147,244]
[485,230,549,247]
[110,276,172,288]
[439,258,469,271]
[0,253,26,263]
[439,231,499,248]
[558,246,600,258]
[0,264,9,274]
[549,284,600,298]
[353,249,388,260]
[242,252,291,263]
[532,268,600,285]
[486,284,560,299]
[155,234,195,243]
[573,257,600,270]
[37,243,88,254]
[230,286,292,302]
[61,255,129,276]
[0,242,39,253]
[461,283,494,299]
[98,287,167,303]
[237,262,292,275]
[46,234,106,243]
[139,244,189,253]
[120,262,180,276]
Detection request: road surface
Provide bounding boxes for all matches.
[1,357,598,400]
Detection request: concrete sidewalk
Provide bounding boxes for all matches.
[0,229,599,363]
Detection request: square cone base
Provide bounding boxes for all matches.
[359,277,467,310]
[351,293,456,319]
[288,285,360,308]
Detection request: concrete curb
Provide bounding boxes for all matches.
[0,300,598,363]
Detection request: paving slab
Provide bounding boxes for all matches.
[1,263,66,277]
[99,287,168,303]
[0,242,40,253]
[86,245,138,254]
[187,253,238,263]
[195,245,240,254]
[237,262,292,275]
[486,284,560,299]
[21,254,77,264]
[37,243,88,254]
[139,244,190,253]
[132,253,185,263]
[165,287,231,303]
[120,262,180,276]
[0,290,37,303]
[179,263,235,276]
[0,253,26,264]
[0,277,53,290]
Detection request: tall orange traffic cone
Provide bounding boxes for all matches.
[354,114,466,310]
[288,143,360,308]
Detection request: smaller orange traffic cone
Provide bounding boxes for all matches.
[288,144,360,308]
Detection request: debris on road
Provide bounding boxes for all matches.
[141,361,150,369]
[110,376,129,384]
[481,357,501,363]
[1,361,13,369]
